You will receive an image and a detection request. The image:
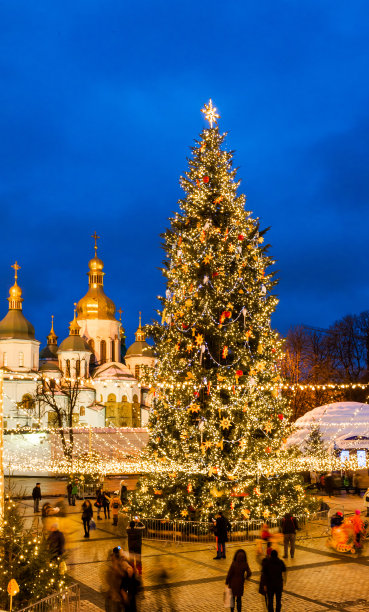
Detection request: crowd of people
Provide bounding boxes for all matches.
[29,479,369,612]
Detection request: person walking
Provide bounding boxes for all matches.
[101,549,125,612]
[95,487,103,520]
[111,491,122,526]
[225,549,251,612]
[67,482,73,505]
[325,473,334,498]
[343,474,350,495]
[353,473,360,496]
[102,491,111,519]
[82,499,93,538]
[71,481,78,506]
[261,549,286,612]
[126,518,145,575]
[213,510,231,559]
[120,560,141,612]
[47,522,65,560]
[281,512,298,559]
[32,483,42,513]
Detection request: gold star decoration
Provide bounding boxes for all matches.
[195,333,204,346]
[264,421,273,434]
[203,253,213,264]
[220,417,231,429]
[188,404,200,413]
[201,99,220,128]
[181,509,189,517]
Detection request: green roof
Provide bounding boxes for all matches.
[0,309,35,340]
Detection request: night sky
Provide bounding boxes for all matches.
[1,1,369,348]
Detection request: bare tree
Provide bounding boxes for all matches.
[25,377,85,463]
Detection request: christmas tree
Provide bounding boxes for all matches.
[133,101,312,521]
[0,496,66,609]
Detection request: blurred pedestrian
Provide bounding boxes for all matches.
[343,474,350,495]
[363,487,369,516]
[261,549,286,612]
[281,512,298,559]
[353,473,360,496]
[213,510,231,559]
[320,473,325,492]
[120,560,141,612]
[102,491,111,519]
[325,473,333,498]
[95,487,103,520]
[42,502,60,535]
[82,499,93,538]
[127,518,145,575]
[47,521,65,560]
[101,548,125,612]
[330,511,344,528]
[32,482,42,513]
[111,491,122,526]
[67,482,73,505]
[71,481,78,506]
[225,549,251,612]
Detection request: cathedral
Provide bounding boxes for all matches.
[0,236,155,432]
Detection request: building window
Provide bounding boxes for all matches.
[100,340,106,364]
[66,359,71,377]
[135,365,140,380]
[3,352,7,367]
[80,406,85,417]
[18,352,24,367]
[111,340,115,362]
[76,359,81,377]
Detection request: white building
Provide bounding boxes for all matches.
[0,241,155,432]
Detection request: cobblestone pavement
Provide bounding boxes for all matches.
[20,493,369,611]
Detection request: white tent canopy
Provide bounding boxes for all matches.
[288,401,369,451]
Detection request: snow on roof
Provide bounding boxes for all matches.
[288,401,369,449]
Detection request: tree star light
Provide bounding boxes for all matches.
[201,99,220,127]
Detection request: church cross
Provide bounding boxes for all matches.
[91,231,100,254]
[11,261,21,280]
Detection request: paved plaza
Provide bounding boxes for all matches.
[20,493,369,611]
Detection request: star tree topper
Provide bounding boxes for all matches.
[201,99,220,128]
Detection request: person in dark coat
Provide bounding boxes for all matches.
[126,519,145,575]
[281,512,298,559]
[82,500,93,538]
[261,549,286,612]
[325,473,334,498]
[213,511,231,559]
[120,560,141,612]
[67,482,73,505]
[225,549,252,612]
[47,522,65,560]
[102,491,111,519]
[330,511,344,528]
[32,483,42,513]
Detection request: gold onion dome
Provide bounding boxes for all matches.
[0,262,35,340]
[58,306,92,353]
[126,312,154,357]
[76,233,116,320]
[40,315,59,360]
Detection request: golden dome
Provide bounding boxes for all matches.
[76,234,117,321]
[8,262,23,309]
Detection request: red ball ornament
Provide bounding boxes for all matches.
[278,414,284,420]
[203,176,209,183]
[272,348,276,353]
[182,323,189,329]
[212,272,218,277]
[265,447,271,454]
[238,234,244,241]
[236,369,243,376]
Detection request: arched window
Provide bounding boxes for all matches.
[89,339,96,365]
[21,394,34,410]
[135,365,140,380]
[3,352,7,367]
[100,340,106,364]
[111,340,115,362]
[80,406,85,416]
[76,359,81,377]
[66,359,71,377]
[108,393,116,402]
[18,352,24,367]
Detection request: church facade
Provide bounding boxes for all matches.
[0,239,155,432]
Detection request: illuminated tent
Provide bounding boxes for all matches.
[288,402,369,452]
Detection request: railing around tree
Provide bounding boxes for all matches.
[17,584,80,612]
[140,511,328,544]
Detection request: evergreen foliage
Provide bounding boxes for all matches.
[132,106,313,520]
[0,496,66,609]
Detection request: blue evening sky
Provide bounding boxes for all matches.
[1,1,369,347]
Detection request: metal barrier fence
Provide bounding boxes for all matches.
[141,511,328,544]
[18,584,80,612]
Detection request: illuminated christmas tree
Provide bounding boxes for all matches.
[133,101,311,520]
[0,496,66,609]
